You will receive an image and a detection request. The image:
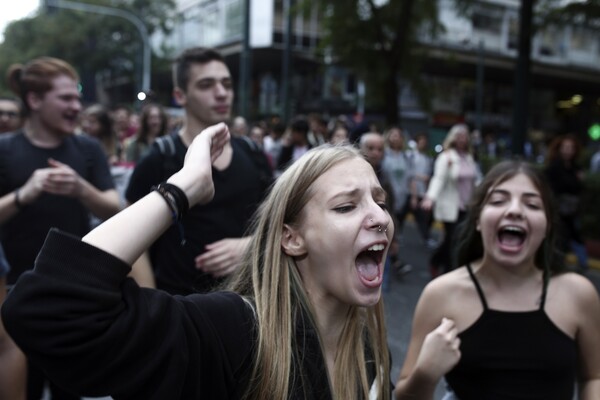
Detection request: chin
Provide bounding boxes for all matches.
[353,290,382,308]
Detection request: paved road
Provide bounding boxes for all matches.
[383,221,600,399]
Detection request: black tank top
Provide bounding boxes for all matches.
[444,264,577,400]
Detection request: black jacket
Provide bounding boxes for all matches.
[2,229,381,399]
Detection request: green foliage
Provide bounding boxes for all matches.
[0,0,176,99]
[301,0,476,124]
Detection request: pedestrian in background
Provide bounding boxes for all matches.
[382,126,413,243]
[544,133,589,272]
[2,126,394,400]
[277,116,312,172]
[421,123,480,277]
[394,160,600,400]
[123,103,168,164]
[125,47,272,295]
[328,124,349,145]
[80,103,121,165]
[0,56,120,400]
[409,132,435,248]
[0,96,22,134]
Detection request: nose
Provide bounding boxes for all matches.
[367,203,392,232]
[506,198,524,218]
[214,82,228,98]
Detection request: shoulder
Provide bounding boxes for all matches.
[549,272,600,307]
[0,131,22,148]
[72,133,100,147]
[417,268,472,317]
[183,291,255,329]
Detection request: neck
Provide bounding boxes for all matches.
[310,296,349,355]
[179,112,213,147]
[24,119,65,148]
[476,257,541,286]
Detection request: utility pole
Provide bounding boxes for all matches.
[46,0,151,97]
[475,40,485,135]
[281,0,293,123]
[238,0,251,118]
[511,0,534,157]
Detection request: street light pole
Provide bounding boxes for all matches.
[47,0,151,95]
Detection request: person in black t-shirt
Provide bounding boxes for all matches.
[394,161,600,400]
[125,47,272,295]
[0,57,120,400]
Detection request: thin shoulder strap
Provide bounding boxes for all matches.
[466,263,488,310]
[539,268,549,310]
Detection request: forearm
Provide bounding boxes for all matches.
[0,192,19,224]
[394,371,438,400]
[79,181,121,220]
[128,252,156,288]
[580,378,600,400]
[83,190,172,265]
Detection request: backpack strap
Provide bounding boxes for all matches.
[153,132,183,181]
[154,133,177,157]
[234,136,274,195]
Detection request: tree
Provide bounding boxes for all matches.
[306,0,480,125]
[0,0,176,104]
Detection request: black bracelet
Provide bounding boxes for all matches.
[152,182,189,222]
[14,189,23,210]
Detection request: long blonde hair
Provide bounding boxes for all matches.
[227,144,391,400]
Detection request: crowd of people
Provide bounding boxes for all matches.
[0,46,598,400]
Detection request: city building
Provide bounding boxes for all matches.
[166,0,600,149]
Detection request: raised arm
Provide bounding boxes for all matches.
[83,123,229,264]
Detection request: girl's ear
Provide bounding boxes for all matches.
[281,224,306,257]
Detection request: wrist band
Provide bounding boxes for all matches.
[152,182,189,222]
[14,189,23,210]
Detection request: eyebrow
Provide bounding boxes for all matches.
[328,186,387,201]
[489,188,541,198]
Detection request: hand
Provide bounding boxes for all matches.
[410,195,419,210]
[168,123,230,207]
[414,318,461,381]
[420,197,433,211]
[18,159,81,204]
[195,237,251,277]
[44,158,83,197]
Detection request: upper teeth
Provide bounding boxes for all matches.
[502,226,524,233]
[367,244,385,251]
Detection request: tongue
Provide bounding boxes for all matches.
[356,253,379,281]
[499,232,524,246]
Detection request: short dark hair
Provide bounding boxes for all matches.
[290,117,309,135]
[455,160,565,275]
[173,47,226,90]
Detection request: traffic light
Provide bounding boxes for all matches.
[588,123,600,141]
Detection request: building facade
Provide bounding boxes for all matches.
[166,0,600,148]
